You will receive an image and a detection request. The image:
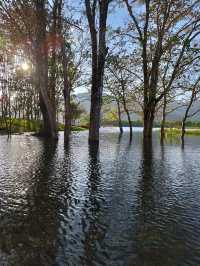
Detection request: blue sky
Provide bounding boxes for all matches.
[108,5,128,29]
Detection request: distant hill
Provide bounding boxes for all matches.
[76,93,91,113]
[76,92,200,122]
[166,101,200,121]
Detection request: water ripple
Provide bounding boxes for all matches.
[0,132,200,265]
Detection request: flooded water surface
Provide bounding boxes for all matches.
[0,129,200,266]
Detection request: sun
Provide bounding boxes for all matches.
[21,62,29,71]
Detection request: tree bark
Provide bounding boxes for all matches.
[143,105,155,139]
[181,118,186,144]
[62,41,71,143]
[122,93,132,139]
[35,0,57,139]
[181,89,197,144]
[160,92,167,142]
[48,0,60,119]
[116,100,123,134]
[85,0,109,143]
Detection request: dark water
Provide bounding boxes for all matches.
[0,129,200,266]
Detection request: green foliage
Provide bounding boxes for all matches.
[0,34,6,50]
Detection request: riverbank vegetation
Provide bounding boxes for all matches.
[165,128,200,137]
[102,119,200,129]
[0,118,86,134]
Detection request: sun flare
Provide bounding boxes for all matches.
[21,62,29,71]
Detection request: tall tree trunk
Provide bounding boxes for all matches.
[160,92,167,142]
[35,0,57,139]
[49,52,56,117]
[48,0,59,119]
[116,100,123,134]
[85,0,109,143]
[62,41,71,142]
[89,82,101,142]
[143,105,155,139]
[181,117,186,144]
[181,90,195,144]
[126,109,132,139]
[122,95,132,139]
[181,105,190,144]
[8,92,12,135]
[54,0,70,142]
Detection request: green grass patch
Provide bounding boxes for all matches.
[0,118,42,133]
[58,123,87,131]
[165,128,200,136]
[71,126,87,131]
[0,118,87,133]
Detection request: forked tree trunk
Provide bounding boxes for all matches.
[85,0,110,143]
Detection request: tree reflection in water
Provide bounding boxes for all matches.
[0,140,58,265]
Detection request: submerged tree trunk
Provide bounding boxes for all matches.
[181,89,197,144]
[126,110,132,139]
[119,83,132,139]
[116,100,123,134]
[143,105,155,139]
[35,0,57,139]
[122,96,132,139]
[160,93,167,142]
[181,118,186,144]
[85,0,110,143]
[89,81,102,142]
[181,104,191,144]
